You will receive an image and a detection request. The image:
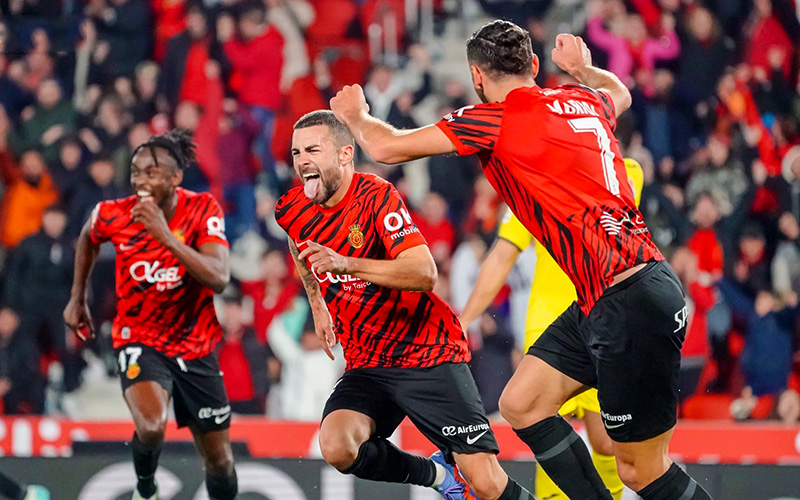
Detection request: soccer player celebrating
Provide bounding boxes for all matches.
[276,110,535,500]
[64,130,237,500]
[460,158,644,500]
[329,21,712,500]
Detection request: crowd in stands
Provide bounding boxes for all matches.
[0,0,798,426]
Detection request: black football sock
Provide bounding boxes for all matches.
[0,470,26,500]
[344,436,437,486]
[515,415,612,500]
[131,432,163,498]
[496,476,536,500]
[206,469,238,500]
[638,463,712,500]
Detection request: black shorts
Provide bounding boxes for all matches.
[116,342,231,432]
[528,261,686,443]
[322,363,499,459]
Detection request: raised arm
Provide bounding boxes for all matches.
[289,240,337,360]
[330,84,455,164]
[299,241,437,292]
[459,238,522,330]
[552,33,632,116]
[64,219,100,340]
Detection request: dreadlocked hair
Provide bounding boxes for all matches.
[132,128,197,171]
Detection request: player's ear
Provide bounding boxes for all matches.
[338,143,354,166]
[172,169,183,187]
[470,65,483,90]
[531,53,540,79]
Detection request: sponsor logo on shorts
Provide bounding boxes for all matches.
[601,411,632,430]
[674,305,689,333]
[441,423,491,444]
[198,405,231,425]
[126,363,140,380]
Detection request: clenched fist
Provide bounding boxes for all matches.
[552,34,592,78]
[329,84,370,125]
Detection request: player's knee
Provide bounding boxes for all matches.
[499,386,546,428]
[459,465,507,500]
[135,419,167,446]
[614,457,653,492]
[319,434,359,472]
[204,448,235,477]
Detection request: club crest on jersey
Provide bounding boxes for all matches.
[126,363,141,380]
[348,224,364,249]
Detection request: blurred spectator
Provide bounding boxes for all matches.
[586,0,680,96]
[48,137,88,210]
[745,0,795,82]
[217,289,270,414]
[733,223,770,294]
[130,61,160,122]
[468,309,515,416]
[80,94,130,170]
[267,305,344,421]
[267,0,315,92]
[0,150,59,248]
[413,192,455,266]
[771,212,800,298]
[151,0,188,62]
[463,176,503,245]
[241,248,301,342]
[0,307,46,414]
[89,0,151,79]
[220,2,285,193]
[3,205,82,411]
[68,158,124,238]
[158,4,230,111]
[676,7,734,106]
[685,134,748,216]
[9,79,77,163]
[718,280,797,413]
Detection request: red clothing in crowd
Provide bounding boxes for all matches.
[152,0,187,62]
[240,279,301,342]
[748,15,794,81]
[687,229,724,277]
[179,39,211,105]
[682,281,715,358]
[414,215,456,257]
[224,27,284,110]
[218,333,256,402]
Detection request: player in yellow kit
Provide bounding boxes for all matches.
[460,159,644,500]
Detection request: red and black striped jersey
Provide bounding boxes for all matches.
[275,172,469,370]
[91,187,229,358]
[437,84,663,314]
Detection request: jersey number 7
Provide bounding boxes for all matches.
[568,117,620,197]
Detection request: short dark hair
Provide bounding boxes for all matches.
[131,128,196,171]
[293,110,354,148]
[466,20,534,77]
[237,0,267,23]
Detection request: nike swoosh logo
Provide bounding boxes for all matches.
[214,412,231,424]
[466,430,488,445]
[119,243,134,251]
[604,422,625,430]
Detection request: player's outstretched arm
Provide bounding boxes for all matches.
[459,238,521,330]
[330,84,456,164]
[299,241,438,292]
[64,219,99,340]
[289,240,337,360]
[552,33,632,116]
